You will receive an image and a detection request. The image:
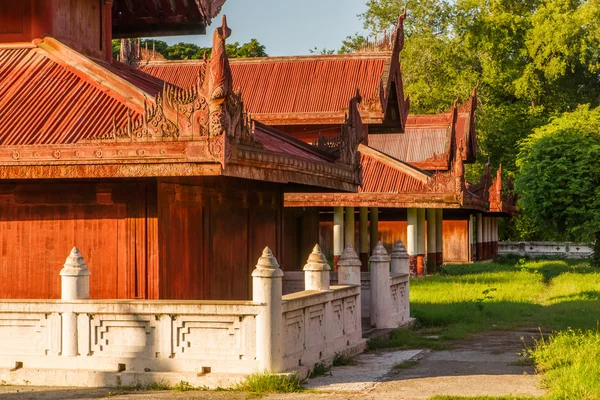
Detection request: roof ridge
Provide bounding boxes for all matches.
[36,37,152,112]
[359,144,431,182]
[253,121,336,162]
[137,52,393,67]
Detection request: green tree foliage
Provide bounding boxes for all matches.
[112,38,267,61]
[349,0,600,240]
[515,105,600,262]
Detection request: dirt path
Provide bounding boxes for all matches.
[0,330,545,400]
[362,330,546,399]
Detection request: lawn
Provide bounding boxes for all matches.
[369,257,600,400]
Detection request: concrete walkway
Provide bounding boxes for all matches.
[0,330,545,400]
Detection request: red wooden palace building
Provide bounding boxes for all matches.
[134,14,517,274]
[0,1,364,299]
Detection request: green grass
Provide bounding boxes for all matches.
[528,328,600,400]
[332,352,355,366]
[308,362,331,378]
[409,258,600,340]
[235,372,304,394]
[378,258,600,400]
[368,327,451,350]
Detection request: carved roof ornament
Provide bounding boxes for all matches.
[490,164,503,205]
[396,8,407,53]
[195,0,227,25]
[87,15,257,166]
[339,89,366,167]
[425,102,466,200]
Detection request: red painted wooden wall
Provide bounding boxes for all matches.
[443,219,470,262]
[158,180,281,301]
[0,181,154,299]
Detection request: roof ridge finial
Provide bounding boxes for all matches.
[399,6,407,24]
[395,7,407,52]
[355,87,362,104]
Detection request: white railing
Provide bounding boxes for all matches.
[282,285,361,371]
[389,274,410,325]
[0,300,261,374]
[0,243,411,387]
[499,241,593,259]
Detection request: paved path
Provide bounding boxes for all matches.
[0,330,545,400]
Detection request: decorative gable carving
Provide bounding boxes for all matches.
[312,90,366,171]
[87,15,257,167]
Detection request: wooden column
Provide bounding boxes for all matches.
[333,207,344,270]
[436,209,443,267]
[426,209,437,273]
[407,208,417,275]
[416,209,426,276]
[359,207,369,271]
[369,207,379,252]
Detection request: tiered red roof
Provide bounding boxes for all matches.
[0,19,361,191]
[136,14,410,130]
[368,89,478,171]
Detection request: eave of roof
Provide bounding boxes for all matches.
[111,0,225,38]
[136,47,409,128]
[0,38,359,191]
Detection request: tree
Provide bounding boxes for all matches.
[112,38,268,61]
[347,0,600,240]
[515,105,600,264]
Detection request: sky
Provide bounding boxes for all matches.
[157,0,370,56]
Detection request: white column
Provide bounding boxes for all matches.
[344,207,355,251]
[60,247,90,301]
[338,246,362,286]
[252,247,284,372]
[370,242,392,328]
[338,246,363,337]
[483,217,489,259]
[60,247,91,357]
[303,244,330,291]
[369,207,379,252]
[407,208,417,274]
[391,240,409,275]
[426,209,437,272]
[333,207,344,267]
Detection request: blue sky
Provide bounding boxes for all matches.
[158,0,369,56]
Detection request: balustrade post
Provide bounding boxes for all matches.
[391,240,409,275]
[303,244,330,291]
[60,247,90,357]
[370,241,392,328]
[338,245,362,286]
[252,247,284,372]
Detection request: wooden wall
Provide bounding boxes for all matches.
[283,208,320,270]
[0,181,155,299]
[158,179,281,301]
[53,0,106,60]
[442,219,470,263]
